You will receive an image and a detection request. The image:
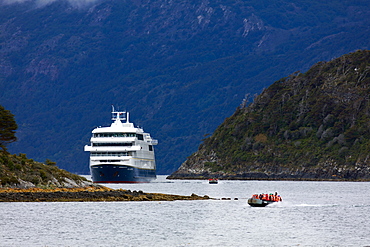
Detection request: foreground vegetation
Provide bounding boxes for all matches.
[0,104,92,188]
[170,50,370,181]
[0,150,92,188]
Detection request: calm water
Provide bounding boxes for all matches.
[1,176,370,246]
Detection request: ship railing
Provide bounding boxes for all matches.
[85,146,141,152]
[151,139,158,145]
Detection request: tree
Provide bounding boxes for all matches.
[0,105,17,151]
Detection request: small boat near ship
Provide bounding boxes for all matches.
[84,107,158,183]
[247,193,282,207]
[208,178,218,184]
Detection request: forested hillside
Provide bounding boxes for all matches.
[169,50,370,181]
[1,0,370,174]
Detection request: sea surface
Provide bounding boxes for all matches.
[1,175,369,247]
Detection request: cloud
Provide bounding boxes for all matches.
[1,0,101,8]
[1,0,31,4]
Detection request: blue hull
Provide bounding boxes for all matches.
[90,164,156,183]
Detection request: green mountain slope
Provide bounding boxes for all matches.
[169,50,370,181]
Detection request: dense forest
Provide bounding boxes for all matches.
[169,50,370,181]
[1,0,370,174]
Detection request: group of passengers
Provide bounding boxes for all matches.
[252,192,282,202]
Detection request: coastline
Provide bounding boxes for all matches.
[166,173,370,181]
[0,187,210,202]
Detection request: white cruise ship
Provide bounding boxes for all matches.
[84,108,157,183]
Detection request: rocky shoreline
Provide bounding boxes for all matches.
[167,171,370,181]
[0,187,210,202]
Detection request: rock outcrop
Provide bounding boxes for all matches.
[0,187,210,202]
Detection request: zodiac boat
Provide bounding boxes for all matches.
[247,193,282,207]
[208,178,218,184]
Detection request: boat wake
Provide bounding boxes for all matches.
[293,203,340,208]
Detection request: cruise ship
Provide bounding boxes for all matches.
[84,108,158,183]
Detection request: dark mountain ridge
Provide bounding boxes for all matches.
[1,0,370,174]
[169,50,370,181]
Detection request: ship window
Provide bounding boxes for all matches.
[92,143,132,147]
[90,152,129,156]
[149,145,153,151]
[137,134,144,140]
[93,133,138,138]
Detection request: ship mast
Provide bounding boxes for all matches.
[111,105,128,122]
